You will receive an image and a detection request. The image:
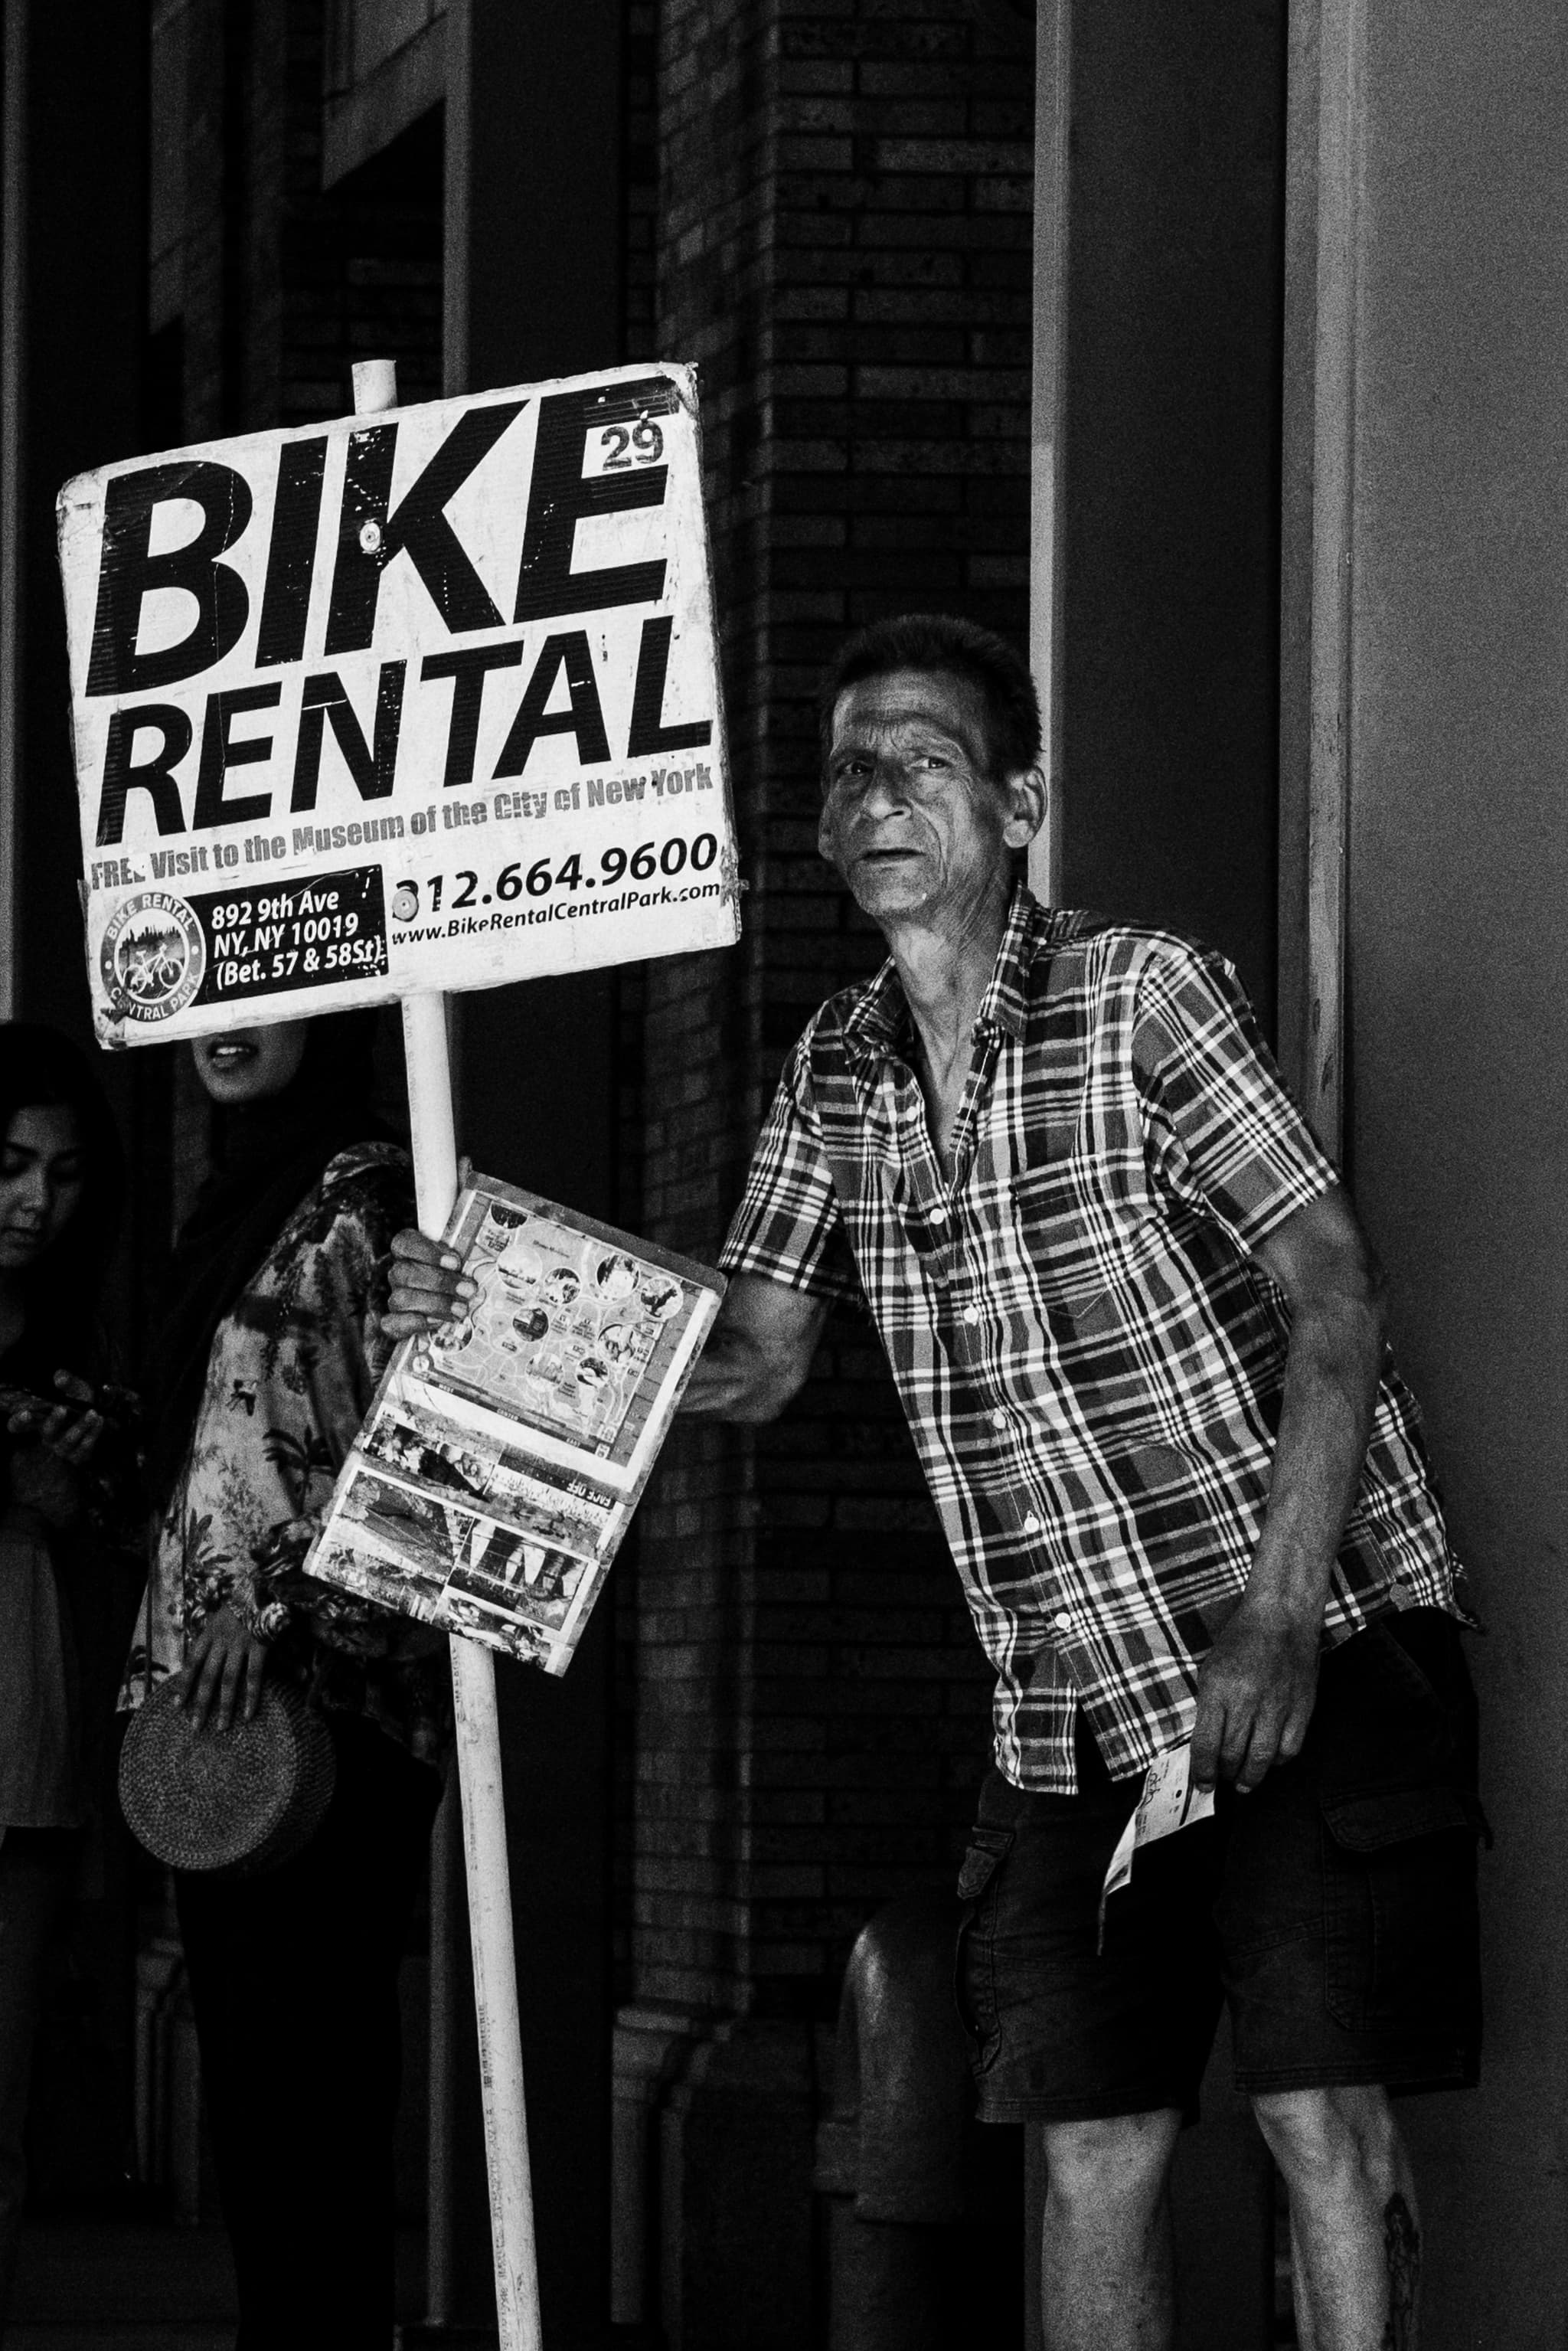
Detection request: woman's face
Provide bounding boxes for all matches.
[0,1105,86,1271]
[190,1022,309,1104]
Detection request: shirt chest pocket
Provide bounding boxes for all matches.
[1005,1164,1159,1332]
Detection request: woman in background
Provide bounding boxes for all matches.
[0,1025,123,2338]
[122,1014,448,2351]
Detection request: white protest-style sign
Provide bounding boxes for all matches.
[57,362,739,1046]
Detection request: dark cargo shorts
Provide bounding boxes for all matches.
[954,1609,1485,2122]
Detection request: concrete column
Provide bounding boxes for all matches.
[1334,6,1568,2342]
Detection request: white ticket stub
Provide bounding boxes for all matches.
[1098,1738,1216,1947]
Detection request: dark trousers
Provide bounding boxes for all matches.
[175,1715,443,2351]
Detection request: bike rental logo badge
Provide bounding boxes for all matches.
[100,891,207,1021]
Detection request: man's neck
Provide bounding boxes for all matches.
[882,880,1013,1081]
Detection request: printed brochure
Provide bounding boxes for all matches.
[305,1167,725,1673]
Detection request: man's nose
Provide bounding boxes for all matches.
[857,756,911,813]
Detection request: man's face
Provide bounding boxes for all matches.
[818,669,1040,928]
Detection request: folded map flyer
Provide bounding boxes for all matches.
[305,1167,726,1674]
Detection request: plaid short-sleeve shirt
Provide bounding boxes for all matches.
[720,888,1464,1791]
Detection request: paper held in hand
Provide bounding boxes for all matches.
[305,1168,724,1675]
[1097,1738,1216,1949]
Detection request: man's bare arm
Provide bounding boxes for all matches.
[1190,1183,1387,1791]
[384,1234,825,1425]
[679,1274,828,1423]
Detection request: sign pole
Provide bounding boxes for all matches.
[351,360,542,2351]
[64,347,741,2344]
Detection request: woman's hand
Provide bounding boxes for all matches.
[180,1604,270,1731]
[6,1370,105,1456]
[6,1375,105,1526]
[30,1371,104,1460]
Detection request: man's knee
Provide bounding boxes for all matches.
[1040,2107,1182,2215]
[1250,2083,1405,2190]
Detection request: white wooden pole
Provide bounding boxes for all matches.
[351,358,543,2351]
[1300,0,1364,1164]
[1027,0,1071,907]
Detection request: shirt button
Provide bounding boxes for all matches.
[1051,1610,1071,1633]
[962,1304,981,1325]
[989,1408,1007,1430]
[929,1201,948,1223]
[1022,1512,1041,1534]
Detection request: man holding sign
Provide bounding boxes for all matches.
[391,612,1480,2351]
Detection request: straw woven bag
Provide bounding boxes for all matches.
[119,1674,336,1876]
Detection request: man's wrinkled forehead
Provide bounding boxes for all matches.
[826,666,993,764]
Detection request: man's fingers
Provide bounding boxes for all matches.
[1233,1701,1285,1790]
[1276,1678,1317,1765]
[1190,1692,1226,1791]
[392,1256,462,1293]
[390,1226,449,1266]
[1217,1700,1255,1783]
[243,1641,266,1721]
[51,1372,95,1405]
[384,1238,472,1342]
[390,1229,470,1290]
[384,1305,462,1341]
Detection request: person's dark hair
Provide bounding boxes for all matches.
[817,613,1044,781]
[146,1008,394,1496]
[0,1022,124,1365]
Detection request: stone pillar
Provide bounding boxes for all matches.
[609,2005,703,2332]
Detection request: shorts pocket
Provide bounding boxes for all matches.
[953,1826,1014,2074]
[1319,1785,1485,2035]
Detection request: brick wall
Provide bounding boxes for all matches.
[172,0,443,444]
[622,0,1036,2022]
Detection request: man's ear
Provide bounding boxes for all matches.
[1001,765,1047,848]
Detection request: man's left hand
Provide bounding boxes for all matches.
[1191,1604,1320,1793]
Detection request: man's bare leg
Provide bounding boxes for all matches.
[1037,2107,1182,2351]
[1251,2085,1419,2351]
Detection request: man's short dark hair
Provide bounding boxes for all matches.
[818,613,1043,781]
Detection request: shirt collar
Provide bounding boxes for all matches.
[842,881,1043,1068]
